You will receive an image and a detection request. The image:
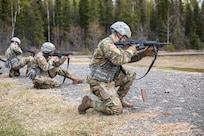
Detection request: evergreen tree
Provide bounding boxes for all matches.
[156,0,170,42]
[116,0,139,36]
[70,0,79,26]
[200,0,204,43]
[15,0,45,47]
[104,0,114,34]
[98,0,106,30]
[0,0,12,53]
[149,2,158,39]
[89,0,99,22]
[79,0,89,30]
[0,0,11,30]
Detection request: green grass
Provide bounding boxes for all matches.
[0,109,28,136]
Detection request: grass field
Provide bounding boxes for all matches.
[0,55,203,135]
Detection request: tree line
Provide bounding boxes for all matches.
[0,0,204,54]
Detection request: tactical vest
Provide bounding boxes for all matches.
[90,61,120,82]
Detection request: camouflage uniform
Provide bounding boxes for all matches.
[5,42,34,77]
[86,36,146,115]
[30,52,81,89]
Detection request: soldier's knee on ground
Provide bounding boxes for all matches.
[33,76,60,89]
[9,68,19,77]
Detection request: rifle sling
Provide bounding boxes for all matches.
[0,58,6,62]
[136,54,157,80]
[62,58,70,85]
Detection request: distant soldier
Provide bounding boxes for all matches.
[78,21,157,115]
[28,42,85,89]
[5,37,34,77]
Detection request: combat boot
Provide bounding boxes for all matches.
[9,68,15,77]
[14,69,20,76]
[70,76,85,84]
[63,70,85,84]
[121,101,134,108]
[25,68,29,77]
[78,96,93,114]
[120,97,134,108]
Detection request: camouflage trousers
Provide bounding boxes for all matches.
[12,56,34,71]
[86,69,136,115]
[32,76,60,89]
[32,67,72,89]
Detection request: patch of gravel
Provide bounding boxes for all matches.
[0,62,203,135]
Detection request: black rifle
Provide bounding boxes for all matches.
[0,58,6,62]
[114,40,170,80]
[21,48,35,56]
[52,52,73,58]
[114,40,169,52]
[44,52,73,59]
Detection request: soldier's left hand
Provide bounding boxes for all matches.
[65,54,71,59]
[51,56,58,62]
[144,47,157,56]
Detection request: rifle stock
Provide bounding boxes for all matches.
[0,58,6,62]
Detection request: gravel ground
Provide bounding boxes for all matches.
[0,62,203,135]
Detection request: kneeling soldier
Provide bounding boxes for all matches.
[5,37,34,77]
[28,42,84,89]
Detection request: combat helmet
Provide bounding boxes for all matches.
[11,37,21,45]
[41,42,56,53]
[110,21,131,38]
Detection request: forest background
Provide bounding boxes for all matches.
[0,0,204,54]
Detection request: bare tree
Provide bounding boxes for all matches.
[68,26,85,52]
[10,0,21,37]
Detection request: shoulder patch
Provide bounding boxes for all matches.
[39,56,44,60]
[109,44,116,49]
[108,44,121,54]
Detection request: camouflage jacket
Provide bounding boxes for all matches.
[5,43,22,60]
[31,52,66,76]
[90,36,144,67]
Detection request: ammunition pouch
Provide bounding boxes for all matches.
[5,58,19,68]
[28,67,42,79]
[5,60,11,68]
[28,68,36,79]
[90,61,120,83]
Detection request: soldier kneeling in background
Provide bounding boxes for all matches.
[28,42,84,89]
[5,37,34,77]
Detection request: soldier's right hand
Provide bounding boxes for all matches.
[127,44,139,54]
[50,56,58,62]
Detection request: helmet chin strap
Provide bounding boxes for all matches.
[112,29,126,42]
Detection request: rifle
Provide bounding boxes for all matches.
[114,40,169,52]
[0,58,6,62]
[21,48,35,56]
[52,52,73,58]
[44,52,73,59]
[114,40,170,80]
